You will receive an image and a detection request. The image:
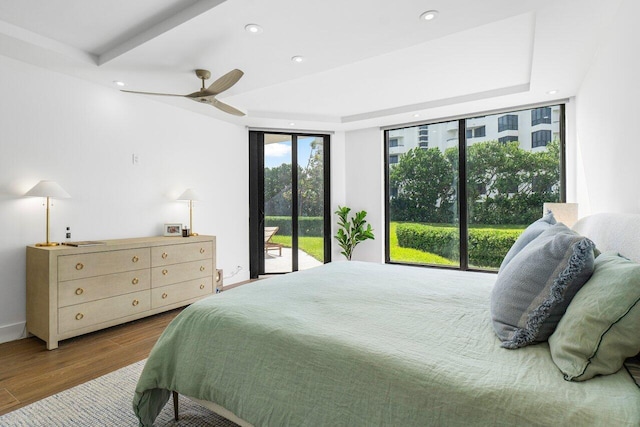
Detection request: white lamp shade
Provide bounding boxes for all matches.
[25,180,71,199]
[177,188,200,201]
[543,202,578,227]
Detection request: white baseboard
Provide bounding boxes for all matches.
[0,321,27,344]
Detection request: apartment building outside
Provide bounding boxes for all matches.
[388,106,561,164]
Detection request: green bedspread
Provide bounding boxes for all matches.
[133,261,640,426]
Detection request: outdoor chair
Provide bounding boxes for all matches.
[264,226,283,256]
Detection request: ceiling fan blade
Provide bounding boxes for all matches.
[205,69,244,95]
[212,99,245,116]
[120,89,185,97]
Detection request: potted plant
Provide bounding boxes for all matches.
[334,206,375,260]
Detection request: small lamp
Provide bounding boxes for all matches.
[543,202,578,227]
[177,188,200,236]
[25,180,71,246]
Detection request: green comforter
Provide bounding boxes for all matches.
[133,261,640,426]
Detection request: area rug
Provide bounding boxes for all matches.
[0,359,239,426]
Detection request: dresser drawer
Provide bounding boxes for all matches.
[58,269,150,308]
[151,259,212,287]
[58,248,150,281]
[151,241,213,266]
[151,277,212,309]
[58,290,150,334]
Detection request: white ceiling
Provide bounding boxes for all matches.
[0,0,622,131]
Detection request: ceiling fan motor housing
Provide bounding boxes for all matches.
[195,69,211,80]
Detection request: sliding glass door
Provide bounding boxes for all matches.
[249,131,331,278]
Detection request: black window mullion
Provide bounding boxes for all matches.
[458,119,469,271]
[559,104,566,202]
[248,131,265,279]
[292,135,299,272]
[384,130,391,263]
[323,134,332,264]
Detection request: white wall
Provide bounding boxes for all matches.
[575,0,640,215]
[343,127,385,262]
[329,131,347,261]
[0,55,249,344]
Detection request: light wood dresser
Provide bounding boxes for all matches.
[26,235,220,350]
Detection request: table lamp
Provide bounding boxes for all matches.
[543,202,578,227]
[177,188,200,236]
[25,180,71,246]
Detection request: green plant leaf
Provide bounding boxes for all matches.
[334,206,374,260]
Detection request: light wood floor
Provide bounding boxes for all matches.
[0,307,183,416]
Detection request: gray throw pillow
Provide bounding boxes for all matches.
[491,223,595,349]
[499,211,556,271]
[549,252,640,381]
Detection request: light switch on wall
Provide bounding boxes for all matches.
[132,153,140,165]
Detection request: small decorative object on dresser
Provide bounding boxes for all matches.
[26,235,216,350]
[163,223,182,237]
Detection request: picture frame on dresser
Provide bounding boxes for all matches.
[163,224,182,237]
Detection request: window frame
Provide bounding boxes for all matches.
[383,103,566,272]
[498,114,519,132]
[532,129,552,148]
[531,107,552,126]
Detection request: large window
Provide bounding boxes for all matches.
[531,107,552,126]
[466,125,486,139]
[532,130,552,148]
[498,114,518,132]
[385,104,564,271]
[498,135,518,144]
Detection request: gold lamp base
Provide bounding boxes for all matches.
[189,232,199,236]
[36,242,60,247]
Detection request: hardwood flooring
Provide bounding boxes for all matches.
[0,307,183,416]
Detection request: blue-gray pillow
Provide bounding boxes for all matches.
[491,223,595,349]
[499,211,556,271]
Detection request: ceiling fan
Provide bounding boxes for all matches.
[121,69,245,116]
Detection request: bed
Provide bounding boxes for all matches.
[133,213,640,426]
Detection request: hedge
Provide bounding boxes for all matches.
[396,223,522,268]
[265,216,324,237]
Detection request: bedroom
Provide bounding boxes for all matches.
[0,0,639,424]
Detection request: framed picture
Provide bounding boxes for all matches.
[164,223,182,237]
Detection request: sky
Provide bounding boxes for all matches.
[264,136,318,169]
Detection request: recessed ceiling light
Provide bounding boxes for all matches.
[289,122,296,126]
[113,81,125,87]
[244,24,263,34]
[420,10,439,21]
[413,113,421,118]
[546,89,559,95]
[291,56,304,63]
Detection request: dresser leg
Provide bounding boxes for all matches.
[173,391,179,421]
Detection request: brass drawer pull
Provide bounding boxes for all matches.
[162,269,168,275]
[75,263,84,270]
[75,313,84,320]
[162,252,168,259]
[132,256,139,263]
[162,293,168,299]
[200,248,205,254]
[132,299,139,306]
[132,277,139,285]
[200,266,205,272]
[200,284,205,290]
[75,288,84,295]
[216,271,220,282]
